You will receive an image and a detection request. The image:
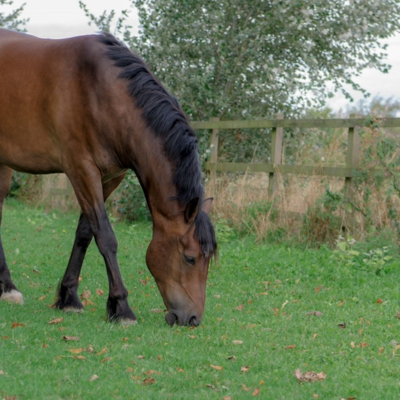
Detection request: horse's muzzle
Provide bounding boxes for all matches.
[165,310,201,327]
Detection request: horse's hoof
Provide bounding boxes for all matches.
[62,306,84,313]
[119,318,138,326]
[0,290,24,305]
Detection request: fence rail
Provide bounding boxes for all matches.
[192,116,400,229]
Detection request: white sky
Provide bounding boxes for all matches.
[5,0,400,113]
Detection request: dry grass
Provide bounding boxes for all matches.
[206,125,400,244]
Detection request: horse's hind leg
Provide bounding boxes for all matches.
[0,166,23,304]
[54,213,91,312]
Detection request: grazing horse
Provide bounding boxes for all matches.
[0,29,216,327]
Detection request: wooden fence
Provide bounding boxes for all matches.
[191,116,400,229]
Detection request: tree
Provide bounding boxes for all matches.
[0,0,28,31]
[81,0,400,121]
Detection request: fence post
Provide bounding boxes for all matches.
[268,114,284,198]
[209,117,220,164]
[208,117,220,181]
[345,113,360,233]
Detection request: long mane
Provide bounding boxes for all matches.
[98,33,216,258]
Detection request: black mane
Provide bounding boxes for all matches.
[98,33,216,258]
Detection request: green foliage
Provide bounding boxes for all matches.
[214,218,236,244]
[0,0,28,30]
[81,1,400,120]
[331,235,395,275]
[111,170,151,222]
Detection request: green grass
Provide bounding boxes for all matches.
[1,200,400,399]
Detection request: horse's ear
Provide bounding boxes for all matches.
[184,197,199,224]
[202,197,213,215]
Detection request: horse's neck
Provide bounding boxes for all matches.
[126,125,182,221]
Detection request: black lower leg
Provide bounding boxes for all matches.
[0,198,20,298]
[55,214,92,311]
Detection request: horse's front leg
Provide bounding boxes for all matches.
[59,169,135,323]
[0,166,23,304]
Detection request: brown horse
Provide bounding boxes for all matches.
[0,29,216,327]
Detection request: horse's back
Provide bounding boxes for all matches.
[0,30,113,174]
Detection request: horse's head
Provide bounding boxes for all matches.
[146,198,216,327]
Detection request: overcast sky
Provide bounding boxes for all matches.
[7,0,400,113]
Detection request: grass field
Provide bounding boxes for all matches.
[1,200,400,399]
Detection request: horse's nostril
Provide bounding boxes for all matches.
[189,316,200,327]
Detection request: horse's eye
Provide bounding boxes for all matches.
[184,255,196,266]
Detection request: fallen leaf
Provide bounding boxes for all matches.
[210,364,223,371]
[338,323,346,329]
[42,343,48,348]
[62,336,79,341]
[313,334,319,340]
[137,355,145,359]
[285,345,296,350]
[376,298,383,304]
[393,344,400,355]
[338,300,345,307]
[232,340,243,345]
[0,370,4,375]
[143,377,155,385]
[242,384,251,392]
[89,374,99,382]
[131,376,142,380]
[241,366,250,373]
[126,367,134,373]
[379,347,384,354]
[11,322,25,329]
[223,397,232,400]
[2,336,9,340]
[227,355,237,361]
[252,387,260,396]
[177,368,184,372]
[145,370,161,376]
[151,308,165,314]
[96,289,104,296]
[206,384,216,389]
[49,317,64,325]
[80,288,91,299]
[101,357,111,363]
[73,355,86,361]
[69,348,83,354]
[235,305,245,311]
[306,311,323,317]
[315,285,324,293]
[97,347,107,356]
[38,295,46,301]
[123,337,129,343]
[346,397,357,400]
[351,342,356,348]
[139,279,148,286]
[281,300,289,309]
[294,369,327,383]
